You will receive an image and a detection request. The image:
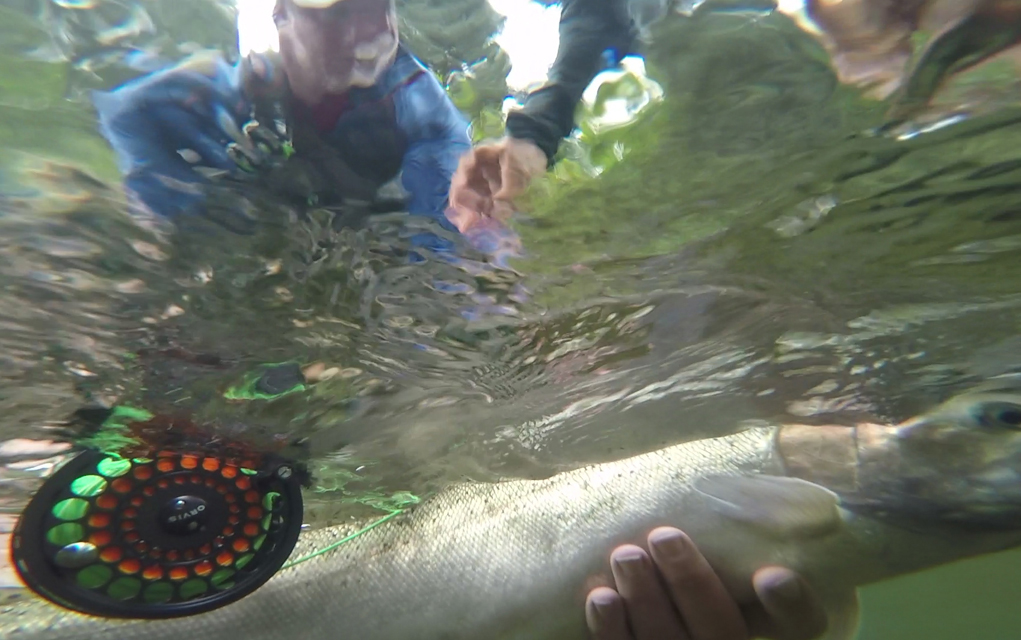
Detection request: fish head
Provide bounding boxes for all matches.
[855,375,1021,530]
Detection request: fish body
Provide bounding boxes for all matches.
[5,379,1021,640]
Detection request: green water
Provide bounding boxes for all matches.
[859,547,1021,639]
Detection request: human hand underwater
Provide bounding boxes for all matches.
[586,527,829,640]
[447,136,547,232]
[91,50,287,218]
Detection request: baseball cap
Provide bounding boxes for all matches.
[291,0,364,7]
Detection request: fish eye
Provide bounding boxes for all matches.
[978,402,1021,429]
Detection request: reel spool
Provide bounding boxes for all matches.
[11,449,303,618]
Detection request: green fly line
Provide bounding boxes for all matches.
[280,509,405,569]
[222,364,307,401]
[76,406,155,455]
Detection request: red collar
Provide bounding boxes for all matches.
[296,93,353,134]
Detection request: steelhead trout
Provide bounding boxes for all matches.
[5,377,1021,640]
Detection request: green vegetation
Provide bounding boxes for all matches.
[506,12,881,305]
[399,0,511,136]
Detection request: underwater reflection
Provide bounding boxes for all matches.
[0,0,1018,538]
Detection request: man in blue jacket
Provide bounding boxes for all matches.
[93,0,504,256]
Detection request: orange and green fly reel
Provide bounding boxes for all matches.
[10,448,304,618]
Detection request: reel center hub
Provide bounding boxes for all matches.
[158,495,209,536]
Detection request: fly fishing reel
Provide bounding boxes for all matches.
[11,448,304,618]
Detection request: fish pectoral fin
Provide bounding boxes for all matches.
[819,589,861,640]
[693,475,843,539]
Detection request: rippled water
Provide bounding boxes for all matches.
[2,0,1021,637]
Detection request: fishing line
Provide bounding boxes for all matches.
[280,509,405,569]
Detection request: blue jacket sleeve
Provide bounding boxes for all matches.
[91,54,249,218]
[393,68,472,228]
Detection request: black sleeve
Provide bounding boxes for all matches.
[504,0,637,166]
